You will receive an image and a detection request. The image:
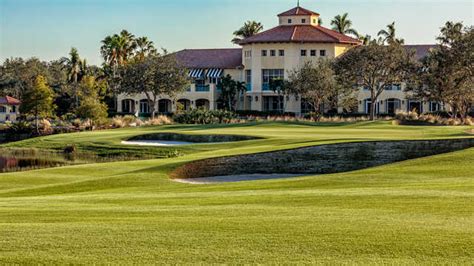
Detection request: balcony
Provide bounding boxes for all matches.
[246,83,252,92]
[262,83,271,91]
[195,84,210,92]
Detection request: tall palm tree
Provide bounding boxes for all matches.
[135,37,157,61]
[330,13,359,37]
[378,22,404,45]
[232,21,263,44]
[437,21,463,45]
[61,47,86,107]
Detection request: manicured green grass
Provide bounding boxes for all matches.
[0,121,473,264]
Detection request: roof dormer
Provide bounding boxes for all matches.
[278,6,320,26]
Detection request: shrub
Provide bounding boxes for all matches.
[174,109,236,124]
[145,115,173,126]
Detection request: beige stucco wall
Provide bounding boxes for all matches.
[278,15,320,26]
[0,104,19,123]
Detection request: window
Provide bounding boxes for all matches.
[262,69,284,90]
[209,77,219,84]
[244,50,252,57]
[320,50,326,57]
[429,102,441,112]
[301,19,306,23]
[313,19,317,23]
[279,50,285,56]
[300,50,307,56]
[288,19,292,24]
[11,105,16,113]
[261,50,267,57]
[0,106,6,113]
[246,70,252,83]
[310,50,317,56]
[270,50,276,56]
[245,70,252,91]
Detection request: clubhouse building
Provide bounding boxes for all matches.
[117,5,442,116]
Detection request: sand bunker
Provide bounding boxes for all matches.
[174,174,303,184]
[121,140,196,146]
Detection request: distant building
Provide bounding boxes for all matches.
[0,96,20,123]
[117,5,442,116]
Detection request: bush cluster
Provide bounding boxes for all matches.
[174,109,236,124]
[394,111,473,126]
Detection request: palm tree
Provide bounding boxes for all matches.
[378,22,404,45]
[437,21,463,45]
[318,17,323,26]
[232,21,263,44]
[330,13,359,37]
[61,47,86,107]
[358,34,370,45]
[135,37,157,61]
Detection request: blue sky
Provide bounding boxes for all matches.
[1,0,473,65]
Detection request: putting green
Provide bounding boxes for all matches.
[0,121,473,264]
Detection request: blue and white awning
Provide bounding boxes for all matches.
[206,69,223,78]
[188,69,204,78]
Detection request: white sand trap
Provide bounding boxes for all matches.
[174,174,304,184]
[121,140,194,146]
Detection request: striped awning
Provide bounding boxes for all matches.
[188,69,204,78]
[206,68,223,78]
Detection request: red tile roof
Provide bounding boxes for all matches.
[278,6,320,16]
[404,45,438,60]
[0,96,20,105]
[174,48,243,69]
[239,25,361,45]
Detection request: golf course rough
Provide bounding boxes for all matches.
[0,121,473,264]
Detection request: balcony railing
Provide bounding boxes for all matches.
[195,84,210,92]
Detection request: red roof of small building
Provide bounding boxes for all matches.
[0,96,20,105]
[278,6,320,16]
[175,48,243,69]
[239,25,361,45]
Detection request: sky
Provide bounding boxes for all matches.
[1,0,473,65]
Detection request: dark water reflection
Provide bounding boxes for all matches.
[0,149,100,173]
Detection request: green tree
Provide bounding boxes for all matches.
[75,76,109,129]
[330,13,359,37]
[288,60,338,120]
[0,58,50,99]
[20,75,56,134]
[218,75,246,111]
[378,22,404,45]
[407,23,473,122]
[61,47,87,108]
[335,43,413,120]
[119,51,189,119]
[232,21,264,44]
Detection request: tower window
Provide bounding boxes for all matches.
[320,50,326,57]
[279,50,285,56]
[300,50,307,56]
[288,19,292,24]
[302,19,306,23]
[310,50,316,56]
[262,50,267,57]
[270,50,276,56]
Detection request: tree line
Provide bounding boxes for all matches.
[0,16,472,129]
